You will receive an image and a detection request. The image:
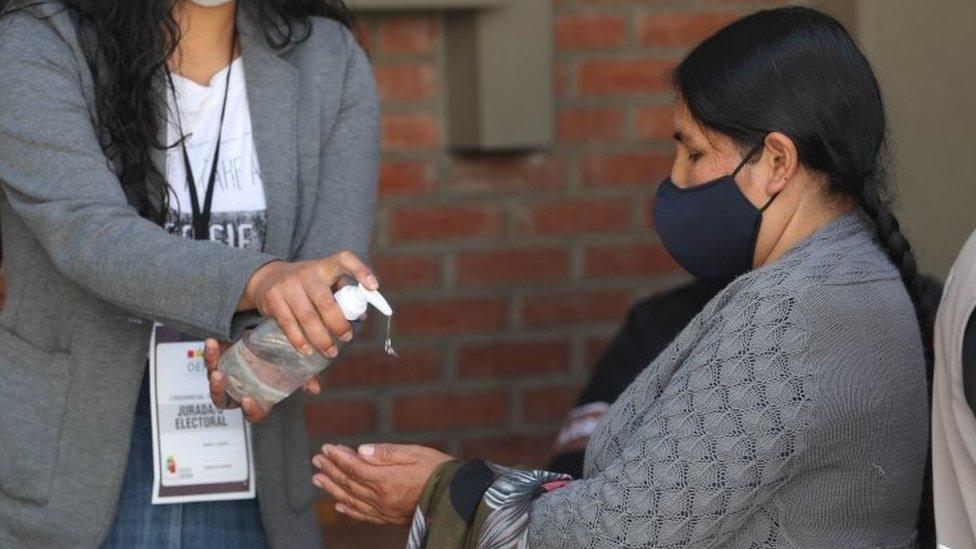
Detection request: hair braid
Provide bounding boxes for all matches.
[857,173,935,368]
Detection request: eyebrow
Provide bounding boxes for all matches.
[674,130,699,148]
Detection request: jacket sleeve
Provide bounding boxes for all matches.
[0,12,277,340]
[293,26,379,263]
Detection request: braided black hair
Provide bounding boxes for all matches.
[858,162,936,365]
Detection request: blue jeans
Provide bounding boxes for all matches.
[102,372,267,549]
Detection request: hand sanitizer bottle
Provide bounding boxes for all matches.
[218,284,395,409]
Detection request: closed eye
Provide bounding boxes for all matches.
[674,130,704,163]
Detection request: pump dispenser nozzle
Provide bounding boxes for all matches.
[334,283,393,320]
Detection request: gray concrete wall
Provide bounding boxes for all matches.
[831,0,976,278]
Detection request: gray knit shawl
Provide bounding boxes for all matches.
[528,212,929,548]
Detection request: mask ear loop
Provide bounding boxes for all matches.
[732,139,780,212]
[759,191,780,212]
[731,140,765,177]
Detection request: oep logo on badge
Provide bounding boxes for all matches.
[185,347,206,375]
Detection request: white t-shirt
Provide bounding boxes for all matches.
[148,60,266,485]
[165,57,267,251]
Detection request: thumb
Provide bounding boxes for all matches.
[357,443,411,465]
[331,251,379,291]
[204,338,220,373]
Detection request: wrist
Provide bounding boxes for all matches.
[238,259,281,312]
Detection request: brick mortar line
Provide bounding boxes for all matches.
[373,233,665,255]
[318,429,564,455]
[377,183,661,207]
[376,233,661,252]
[378,99,439,111]
[553,1,762,16]
[372,277,664,298]
[377,324,644,345]
[372,276,672,293]
[556,95,675,108]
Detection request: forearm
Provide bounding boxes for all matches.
[10,196,276,339]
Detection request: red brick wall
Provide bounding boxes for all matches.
[311,1,781,540]
[308,0,784,462]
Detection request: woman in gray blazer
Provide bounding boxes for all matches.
[0,0,379,546]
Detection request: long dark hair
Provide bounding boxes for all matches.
[0,0,355,225]
[673,6,936,544]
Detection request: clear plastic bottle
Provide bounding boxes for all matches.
[219,283,394,410]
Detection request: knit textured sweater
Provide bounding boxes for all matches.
[527,212,929,548]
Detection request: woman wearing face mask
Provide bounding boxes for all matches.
[309,7,934,548]
[0,0,378,547]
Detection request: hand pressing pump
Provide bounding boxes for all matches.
[219,284,395,409]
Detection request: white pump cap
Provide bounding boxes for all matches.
[334,283,394,321]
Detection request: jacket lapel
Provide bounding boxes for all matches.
[237,5,299,259]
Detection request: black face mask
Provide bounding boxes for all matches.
[652,142,778,283]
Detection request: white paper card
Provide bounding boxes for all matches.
[150,324,256,504]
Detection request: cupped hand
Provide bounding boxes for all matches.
[311,443,452,525]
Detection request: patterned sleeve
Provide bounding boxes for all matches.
[526,362,815,544]
[407,460,571,549]
[410,284,816,547]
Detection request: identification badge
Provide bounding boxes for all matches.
[149,324,256,504]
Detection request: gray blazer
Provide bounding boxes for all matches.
[0,1,379,547]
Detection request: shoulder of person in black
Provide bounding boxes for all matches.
[546,280,722,477]
[576,280,722,405]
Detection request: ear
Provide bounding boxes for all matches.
[761,131,799,196]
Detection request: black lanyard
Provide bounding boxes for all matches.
[164,49,235,241]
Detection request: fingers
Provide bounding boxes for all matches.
[283,284,337,357]
[206,367,264,420]
[304,280,352,344]
[313,451,379,504]
[241,397,270,423]
[243,253,374,357]
[204,338,220,374]
[313,472,384,523]
[324,443,384,483]
[208,371,235,409]
[334,503,388,525]
[330,250,379,291]
[206,339,238,410]
[303,376,322,395]
[265,294,313,356]
[312,444,419,527]
[243,253,377,359]
[357,443,415,466]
